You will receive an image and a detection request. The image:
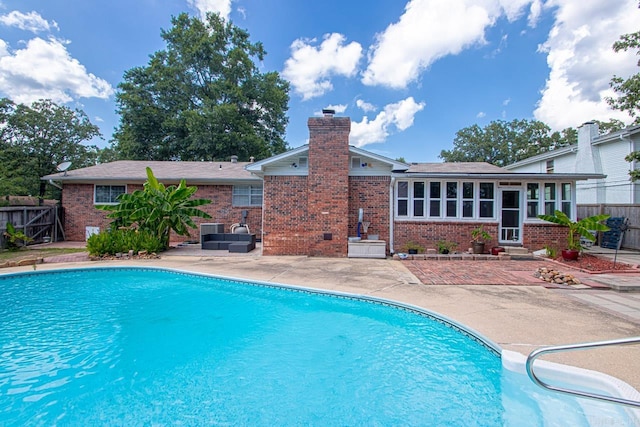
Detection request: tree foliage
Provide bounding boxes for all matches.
[607,26,640,124]
[99,167,212,249]
[112,12,290,162]
[439,119,575,167]
[0,98,101,199]
[606,8,640,181]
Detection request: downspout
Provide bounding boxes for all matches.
[48,180,63,190]
[389,177,396,254]
[621,134,636,204]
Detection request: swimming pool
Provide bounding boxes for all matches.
[0,267,637,425]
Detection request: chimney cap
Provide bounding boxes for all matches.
[322,109,335,117]
[230,155,238,163]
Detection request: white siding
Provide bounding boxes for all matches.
[597,140,634,203]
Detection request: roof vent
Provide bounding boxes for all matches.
[230,155,238,163]
[322,109,335,117]
[249,156,255,163]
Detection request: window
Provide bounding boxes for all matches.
[479,183,494,218]
[413,182,425,217]
[95,185,125,204]
[351,157,361,169]
[527,183,539,218]
[462,182,474,217]
[446,182,457,217]
[233,185,263,206]
[429,182,441,217]
[546,160,554,173]
[298,157,308,168]
[397,181,409,216]
[544,183,556,215]
[561,183,571,216]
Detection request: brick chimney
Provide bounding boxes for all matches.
[306,111,351,256]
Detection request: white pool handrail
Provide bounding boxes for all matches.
[526,336,640,408]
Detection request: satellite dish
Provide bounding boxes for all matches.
[56,161,72,176]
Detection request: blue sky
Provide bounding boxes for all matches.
[0,0,638,162]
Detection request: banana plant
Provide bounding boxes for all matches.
[537,210,610,250]
[99,167,212,249]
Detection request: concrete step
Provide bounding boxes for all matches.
[504,246,534,259]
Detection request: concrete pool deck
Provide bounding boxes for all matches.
[2,245,640,393]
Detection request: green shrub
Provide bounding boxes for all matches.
[87,228,164,256]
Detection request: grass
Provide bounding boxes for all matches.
[0,247,87,262]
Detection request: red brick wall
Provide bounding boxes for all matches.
[394,221,569,253]
[306,116,351,257]
[261,175,310,255]
[349,176,390,248]
[61,183,262,242]
[522,222,568,251]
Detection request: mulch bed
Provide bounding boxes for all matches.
[550,253,638,273]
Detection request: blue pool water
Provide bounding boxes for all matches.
[0,268,635,426]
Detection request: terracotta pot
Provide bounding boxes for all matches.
[472,242,485,254]
[561,249,580,261]
[491,247,505,256]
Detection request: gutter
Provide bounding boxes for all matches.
[389,177,395,254]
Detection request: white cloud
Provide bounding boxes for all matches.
[350,97,425,147]
[283,33,362,100]
[477,111,486,118]
[94,116,104,122]
[356,99,377,113]
[533,0,639,129]
[362,0,547,89]
[0,10,58,33]
[0,37,114,105]
[502,98,511,106]
[187,0,232,21]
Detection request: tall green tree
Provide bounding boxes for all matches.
[607,25,640,124]
[606,8,640,181]
[439,119,575,167]
[112,12,290,162]
[0,98,101,199]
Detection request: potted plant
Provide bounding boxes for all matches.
[436,240,457,254]
[402,241,424,254]
[537,210,610,260]
[470,225,491,254]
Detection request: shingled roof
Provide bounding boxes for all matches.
[42,160,259,184]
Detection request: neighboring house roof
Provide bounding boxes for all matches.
[42,160,260,184]
[505,124,640,170]
[399,162,603,180]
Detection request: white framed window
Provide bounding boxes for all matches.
[478,183,494,218]
[462,182,474,218]
[94,185,126,204]
[445,182,457,217]
[233,185,263,206]
[298,156,308,168]
[351,157,362,169]
[561,183,571,217]
[429,182,441,217]
[395,180,495,220]
[544,183,556,215]
[526,183,539,219]
[397,181,409,216]
[546,160,555,173]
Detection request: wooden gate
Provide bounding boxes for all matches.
[0,206,65,248]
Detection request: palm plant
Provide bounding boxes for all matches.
[99,167,212,249]
[537,210,610,251]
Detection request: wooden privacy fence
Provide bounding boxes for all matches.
[0,206,65,248]
[577,204,640,250]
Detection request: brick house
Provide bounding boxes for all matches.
[43,111,604,256]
